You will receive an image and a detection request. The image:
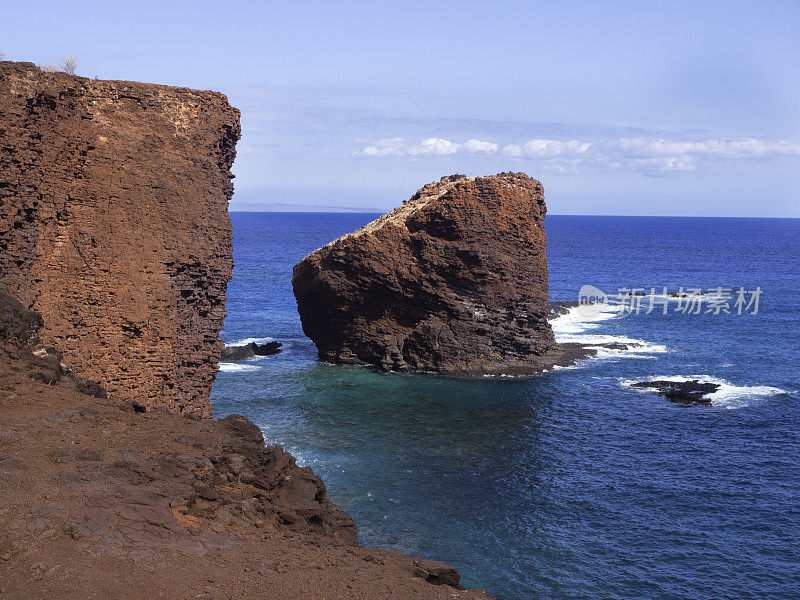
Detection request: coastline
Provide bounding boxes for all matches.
[0,61,492,598]
[0,345,492,598]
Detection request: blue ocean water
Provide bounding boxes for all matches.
[211,213,800,600]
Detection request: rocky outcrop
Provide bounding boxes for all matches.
[631,379,720,405]
[221,341,282,361]
[548,300,579,319]
[1,290,106,397]
[293,173,581,376]
[0,290,41,351]
[0,61,240,417]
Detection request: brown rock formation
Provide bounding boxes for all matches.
[293,172,582,376]
[0,339,490,598]
[0,62,495,598]
[0,61,239,417]
[1,290,107,397]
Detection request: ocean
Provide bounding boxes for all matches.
[211,213,800,600]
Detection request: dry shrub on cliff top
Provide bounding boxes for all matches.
[58,56,78,75]
[0,50,6,60]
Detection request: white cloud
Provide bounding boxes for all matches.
[360,137,498,157]
[627,156,698,175]
[462,139,499,154]
[416,138,460,155]
[609,137,800,159]
[503,139,591,159]
[362,137,411,157]
[603,137,800,175]
[360,135,800,176]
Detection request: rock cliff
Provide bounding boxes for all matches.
[0,61,239,417]
[0,62,493,598]
[293,172,578,376]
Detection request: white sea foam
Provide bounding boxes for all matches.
[548,303,668,362]
[620,375,792,409]
[225,337,273,346]
[218,362,261,373]
[548,304,621,336]
[561,333,668,358]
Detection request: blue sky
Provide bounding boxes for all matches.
[3,0,799,215]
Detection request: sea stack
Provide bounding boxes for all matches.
[293,172,576,376]
[0,61,240,417]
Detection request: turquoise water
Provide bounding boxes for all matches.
[212,213,800,600]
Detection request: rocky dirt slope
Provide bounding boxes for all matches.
[0,294,491,599]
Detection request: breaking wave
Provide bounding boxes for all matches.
[549,303,621,336]
[218,362,262,373]
[549,303,666,361]
[225,336,274,346]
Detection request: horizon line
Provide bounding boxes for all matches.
[228,210,800,219]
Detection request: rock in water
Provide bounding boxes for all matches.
[548,300,579,319]
[221,341,282,361]
[631,379,720,405]
[293,172,578,376]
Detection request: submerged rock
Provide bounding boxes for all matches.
[293,172,586,376]
[631,379,720,405]
[221,341,282,361]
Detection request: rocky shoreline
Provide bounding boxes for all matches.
[0,284,490,598]
[0,346,489,598]
[0,62,492,599]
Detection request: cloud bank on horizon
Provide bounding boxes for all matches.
[359,136,800,177]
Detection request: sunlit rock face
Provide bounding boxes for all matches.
[293,172,579,376]
[0,61,240,417]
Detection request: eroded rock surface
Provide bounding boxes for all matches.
[0,340,490,599]
[0,61,240,417]
[293,173,581,376]
[1,290,106,398]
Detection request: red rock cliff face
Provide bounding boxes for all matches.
[293,173,570,376]
[0,61,240,417]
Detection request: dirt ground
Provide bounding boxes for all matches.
[0,348,492,599]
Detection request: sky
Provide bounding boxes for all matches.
[2,0,799,216]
